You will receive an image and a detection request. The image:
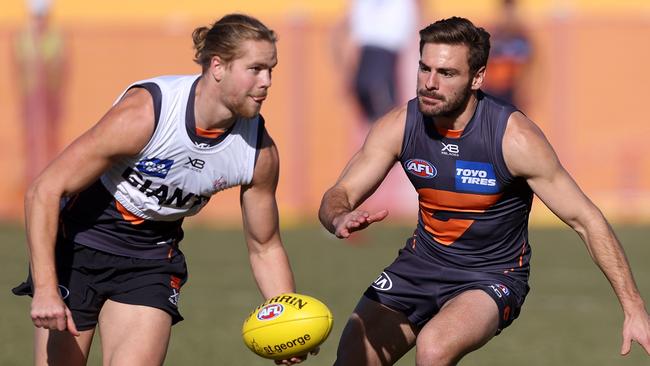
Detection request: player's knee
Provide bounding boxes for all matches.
[415,344,457,366]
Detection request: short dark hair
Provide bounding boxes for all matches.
[419,17,491,73]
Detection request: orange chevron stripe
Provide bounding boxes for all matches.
[420,214,473,245]
[418,188,502,212]
[417,188,502,245]
[115,200,145,225]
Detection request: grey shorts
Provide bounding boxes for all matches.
[363,238,529,333]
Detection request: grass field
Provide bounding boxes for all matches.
[2,223,649,365]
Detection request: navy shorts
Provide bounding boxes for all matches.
[364,238,529,333]
[12,239,188,331]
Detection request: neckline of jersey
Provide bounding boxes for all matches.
[431,91,484,140]
[185,76,235,147]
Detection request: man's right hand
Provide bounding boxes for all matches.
[332,209,389,238]
[31,288,80,336]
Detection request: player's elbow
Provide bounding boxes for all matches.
[248,241,288,269]
[25,175,61,210]
[566,204,608,239]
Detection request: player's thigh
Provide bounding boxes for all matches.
[335,296,417,366]
[416,289,499,365]
[34,327,95,366]
[98,300,172,366]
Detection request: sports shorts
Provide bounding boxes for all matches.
[363,237,529,334]
[12,238,188,331]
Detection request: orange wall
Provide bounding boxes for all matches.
[1,2,649,226]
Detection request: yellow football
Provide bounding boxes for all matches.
[242,293,333,360]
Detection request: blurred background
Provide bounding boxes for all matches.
[1,0,649,226]
[2,1,650,365]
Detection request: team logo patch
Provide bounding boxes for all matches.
[136,158,174,178]
[441,142,460,156]
[455,160,498,193]
[169,276,182,306]
[372,272,393,291]
[497,284,510,296]
[405,159,437,179]
[169,289,180,306]
[489,283,511,298]
[184,157,205,172]
[212,177,228,192]
[170,276,182,290]
[257,303,284,321]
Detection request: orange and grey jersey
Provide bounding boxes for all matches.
[400,91,533,276]
[60,75,264,259]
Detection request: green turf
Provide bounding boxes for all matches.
[2,223,649,365]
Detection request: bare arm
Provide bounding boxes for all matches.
[240,130,295,299]
[503,112,650,355]
[26,87,155,335]
[318,106,406,238]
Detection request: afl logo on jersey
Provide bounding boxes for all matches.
[405,159,437,179]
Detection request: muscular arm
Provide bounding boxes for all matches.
[318,106,406,238]
[240,130,295,299]
[25,88,155,334]
[503,112,650,355]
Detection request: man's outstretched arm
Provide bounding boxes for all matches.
[319,106,407,238]
[503,111,650,356]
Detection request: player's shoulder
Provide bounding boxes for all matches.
[124,74,199,99]
[386,103,408,121]
[256,120,275,153]
[503,111,557,177]
[504,111,545,145]
[373,103,408,131]
[113,87,154,116]
[104,86,157,143]
[364,103,408,156]
[477,91,519,120]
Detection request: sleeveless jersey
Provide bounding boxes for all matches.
[60,75,264,259]
[400,91,533,277]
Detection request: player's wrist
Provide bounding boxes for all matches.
[32,284,62,298]
[621,295,648,318]
[622,297,647,317]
